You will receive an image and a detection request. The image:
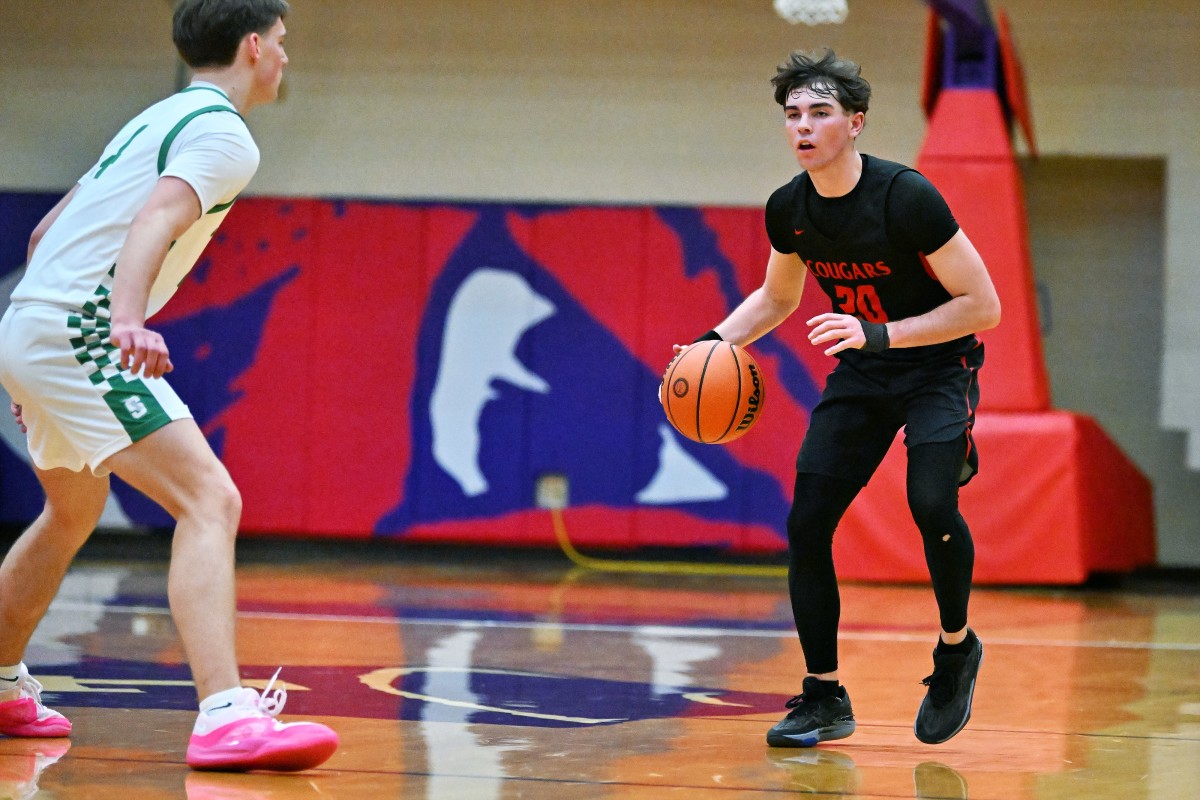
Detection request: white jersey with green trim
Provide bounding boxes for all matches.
[12,81,260,319]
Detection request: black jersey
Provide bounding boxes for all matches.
[765,154,976,363]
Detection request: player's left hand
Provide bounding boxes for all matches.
[806,313,868,356]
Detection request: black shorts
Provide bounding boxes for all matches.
[796,341,983,486]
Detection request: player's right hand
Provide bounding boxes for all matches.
[9,401,26,434]
[110,323,174,379]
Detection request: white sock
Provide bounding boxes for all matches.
[0,662,23,689]
[199,686,244,716]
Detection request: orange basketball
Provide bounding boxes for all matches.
[660,341,765,444]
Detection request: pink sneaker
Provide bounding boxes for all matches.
[186,671,338,772]
[0,665,72,738]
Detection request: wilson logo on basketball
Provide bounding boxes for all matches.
[736,364,762,431]
[672,378,690,398]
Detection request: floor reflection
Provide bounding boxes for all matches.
[0,738,70,800]
[913,761,968,799]
[766,748,861,795]
[1,544,1196,800]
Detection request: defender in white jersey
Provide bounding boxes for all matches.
[0,0,339,772]
[2,87,257,470]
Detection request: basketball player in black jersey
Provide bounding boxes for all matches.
[681,49,1000,747]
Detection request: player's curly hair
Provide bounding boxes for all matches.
[172,0,289,69]
[771,48,871,114]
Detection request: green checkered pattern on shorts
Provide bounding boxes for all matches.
[66,268,171,441]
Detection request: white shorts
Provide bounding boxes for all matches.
[0,304,191,476]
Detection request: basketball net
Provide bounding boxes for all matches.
[773,0,849,25]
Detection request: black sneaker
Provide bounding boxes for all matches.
[914,630,983,744]
[766,676,856,747]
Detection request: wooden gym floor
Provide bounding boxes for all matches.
[2,533,1198,799]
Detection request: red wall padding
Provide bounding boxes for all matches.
[0,186,1156,584]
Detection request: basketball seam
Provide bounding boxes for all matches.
[663,353,683,435]
[716,343,741,443]
[695,342,720,443]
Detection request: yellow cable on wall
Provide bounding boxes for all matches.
[549,507,787,578]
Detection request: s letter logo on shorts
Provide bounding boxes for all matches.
[103,375,171,441]
[123,397,149,420]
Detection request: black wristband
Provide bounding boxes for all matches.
[861,321,890,352]
[693,329,723,343]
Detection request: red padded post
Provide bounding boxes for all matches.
[916,88,1050,411]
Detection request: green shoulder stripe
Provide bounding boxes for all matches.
[157,104,247,214]
[156,105,245,174]
[181,85,233,102]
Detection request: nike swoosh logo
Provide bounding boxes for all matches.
[205,702,234,714]
[794,229,804,235]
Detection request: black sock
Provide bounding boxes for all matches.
[935,630,975,656]
[804,677,840,699]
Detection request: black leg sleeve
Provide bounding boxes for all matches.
[786,472,862,675]
[906,438,976,634]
